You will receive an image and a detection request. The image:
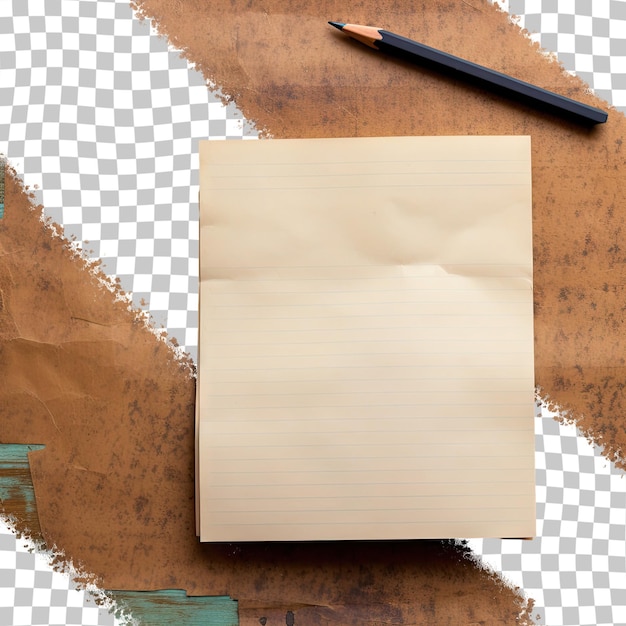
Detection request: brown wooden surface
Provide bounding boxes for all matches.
[1,165,536,624]
[128,0,625,464]
[2,0,626,623]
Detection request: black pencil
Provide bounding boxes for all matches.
[329,22,608,125]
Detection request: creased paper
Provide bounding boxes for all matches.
[198,136,535,542]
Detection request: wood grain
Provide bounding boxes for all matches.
[0,165,535,622]
[129,0,626,467]
[5,0,626,623]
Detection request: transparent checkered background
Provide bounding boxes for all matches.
[510,0,626,109]
[1,0,625,625]
[0,0,256,361]
[0,530,120,626]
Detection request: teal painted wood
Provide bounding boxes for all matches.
[0,445,239,626]
[0,443,45,525]
[110,589,238,626]
[0,443,45,465]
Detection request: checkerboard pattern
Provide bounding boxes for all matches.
[1,0,626,625]
[0,527,119,625]
[509,0,626,110]
[468,402,626,626]
[0,0,256,362]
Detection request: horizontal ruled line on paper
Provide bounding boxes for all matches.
[206,496,533,506]
[210,152,529,164]
[205,498,534,506]
[204,486,534,496]
[204,298,530,308]
[207,324,528,335]
[205,377,532,388]
[210,171,529,181]
[207,426,533,443]
[204,521,534,527]
[207,261,532,266]
[205,502,532,511]
[211,184,528,192]
[206,478,533,487]
[210,158,528,169]
[204,364,532,373]
[205,270,528,278]
[203,520,535,530]
[205,289,531,301]
[204,349,533,360]
[203,402,532,412]
[206,448,534,460]
[202,302,532,321]
[210,169,530,178]
[198,135,535,541]
[204,511,532,524]
[208,169,528,187]
[200,404,531,420]
[206,388,532,398]
[201,264,531,281]
[204,377,531,390]
[203,339,532,353]
[206,427,532,437]
[205,313,531,323]
[206,334,529,354]
[204,416,532,428]
[201,353,533,366]
[206,448,531,460]
[206,461,536,475]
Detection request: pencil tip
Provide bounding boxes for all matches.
[328,21,345,31]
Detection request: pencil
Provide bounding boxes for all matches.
[329,22,608,125]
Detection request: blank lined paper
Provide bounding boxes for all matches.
[198,136,535,542]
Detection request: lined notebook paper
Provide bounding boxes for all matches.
[198,136,535,542]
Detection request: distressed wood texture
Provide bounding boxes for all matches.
[128,0,626,470]
[0,138,537,624]
[0,444,45,541]
[11,0,626,621]
[110,590,238,626]
[1,444,238,626]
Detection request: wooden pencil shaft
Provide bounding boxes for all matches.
[331,23,607,125]
[378,30,606,124]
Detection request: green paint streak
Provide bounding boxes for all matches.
[0,444,45,526]
[0,443,45,464]
[110,589,238,626]
[0,446,239,626]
